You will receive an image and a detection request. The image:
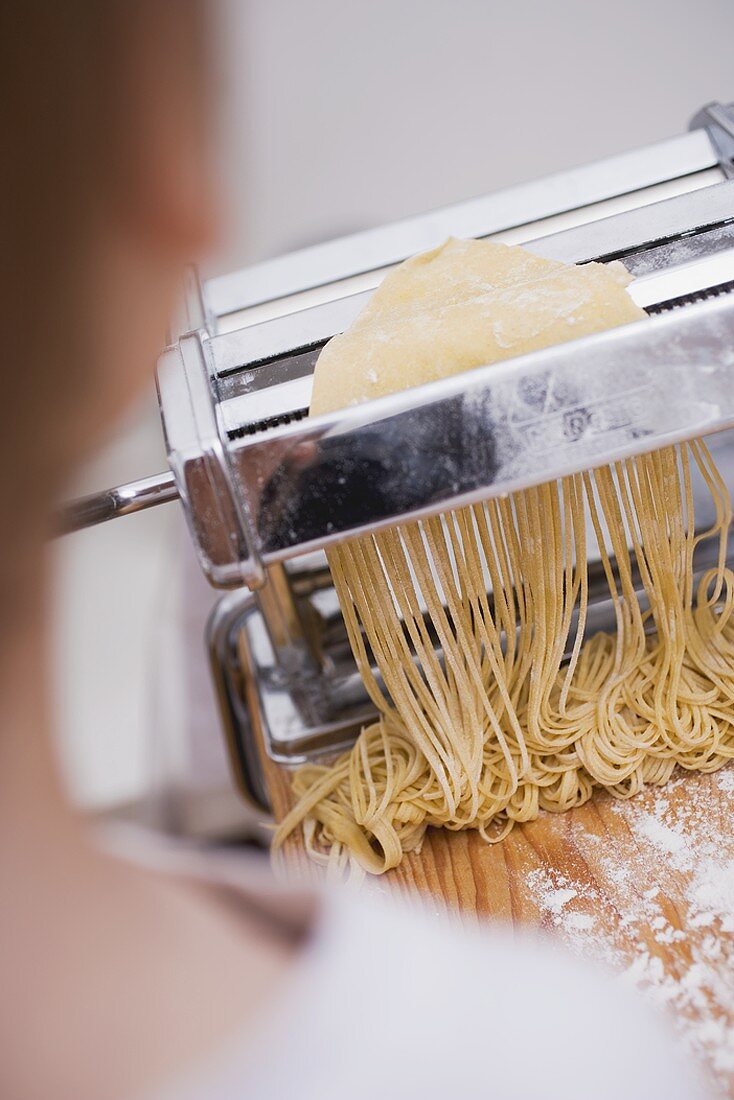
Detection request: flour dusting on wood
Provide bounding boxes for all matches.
[525,769,734,1095]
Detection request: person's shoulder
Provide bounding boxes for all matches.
[206,885,707,1100]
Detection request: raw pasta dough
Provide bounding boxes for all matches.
[310,237,644,414]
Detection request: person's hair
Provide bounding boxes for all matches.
[0,1,205,624]
[2,5,110,499]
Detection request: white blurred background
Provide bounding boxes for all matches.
[53,0,734,821]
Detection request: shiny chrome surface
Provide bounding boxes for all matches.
[205,127,721,323]
[209,178,734,382]
[58,471,179,534]
[214,166,723,335]
[156,332,264,588]
[60,109,734,598]
[691,102,734,180]
[207,591,272,815]
[76,176,734,585]
[62,181,734,544]
[628,246,734,309]
[234,292,734,566]
[212,181,734,436]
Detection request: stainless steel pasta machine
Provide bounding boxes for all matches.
[64,100,734,816]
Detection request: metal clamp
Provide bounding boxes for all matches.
[157,331,264,590]
[691,102,734,179]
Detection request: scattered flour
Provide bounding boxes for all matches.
[632,812,690,860]
[524,767,734,1096]
[542,886,578,914]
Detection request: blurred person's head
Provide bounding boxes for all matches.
[0,0,216,630]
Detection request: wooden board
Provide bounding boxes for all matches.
[264,750,734,1096]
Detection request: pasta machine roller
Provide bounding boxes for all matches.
[64,101,734,815]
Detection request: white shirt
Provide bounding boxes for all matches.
[141,851,707,1100]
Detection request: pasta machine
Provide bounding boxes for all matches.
[64,101,734,816]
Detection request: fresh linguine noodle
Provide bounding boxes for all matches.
[272,240,734,877]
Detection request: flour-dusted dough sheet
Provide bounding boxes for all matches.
[309,237,645,416]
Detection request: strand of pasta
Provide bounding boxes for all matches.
[273,440,734,877]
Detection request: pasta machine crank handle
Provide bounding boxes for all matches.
[57,471,179,534]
